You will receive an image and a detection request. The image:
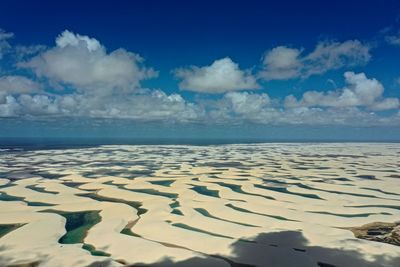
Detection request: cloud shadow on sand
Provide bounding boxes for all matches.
[130,230,400,267]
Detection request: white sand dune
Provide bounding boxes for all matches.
[0,143,399,266]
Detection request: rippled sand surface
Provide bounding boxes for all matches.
[0,143,399,267]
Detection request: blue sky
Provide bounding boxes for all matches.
[1,0,400,140]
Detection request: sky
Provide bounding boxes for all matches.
[1,0,400,140]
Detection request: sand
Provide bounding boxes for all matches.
[0,143,399,266]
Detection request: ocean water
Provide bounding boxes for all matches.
[1,137,399,151]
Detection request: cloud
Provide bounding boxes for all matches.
[260,40,371,80]
[275,106,400,126]
[1,30,199,121]
[208,91,277,123]
[1,79,399,126]
[222,91,271,115]
[82,89,201,121]
[19,30,157,93]
[0,29,14,59]
[0,30,398,127]
[174,57,259,93]
[0,30,200,122]
[1,70,398,126]
[202,72,399,126]
[304,40,371,76]
[0,93,75,118]
[0,75,42,103]
[385,35,400,46]
[260,46,303,80]
[284,72,399,110]
[55,30,101,52]
[369,98,400,110]
[14,44,47,61]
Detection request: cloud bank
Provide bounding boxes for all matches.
[0,29,398,127]
[284,72,399,111]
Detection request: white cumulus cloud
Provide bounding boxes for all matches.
[19,30,157,93]
[174,57,259,93]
